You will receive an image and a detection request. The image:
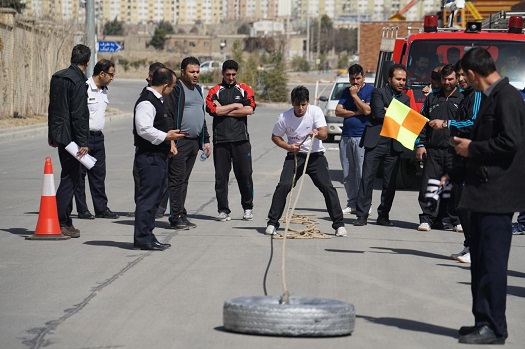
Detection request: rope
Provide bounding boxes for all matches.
[273,213,331,239]
[279,134,317,305]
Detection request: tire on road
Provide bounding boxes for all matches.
[223,296,355,337]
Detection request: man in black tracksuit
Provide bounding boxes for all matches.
[429,62,483,261]
[166,57,211,230]
[205,60,256,222]
[416,64,463,231]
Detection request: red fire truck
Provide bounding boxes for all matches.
[374,8,525,188]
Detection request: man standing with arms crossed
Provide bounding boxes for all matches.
[447,47,525,344]
[48,44,91,238]
[166,57,211,230]
[335,64,374,215]
[74,59,119,220]
[354,64,411,227]
[206,60,256,222]
[133,68,185,251]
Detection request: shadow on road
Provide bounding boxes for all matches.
[1,227,33,236]
[84,240,134,250]
[356,315,458,338]
[370,247,451,260]
[325,248,365,254]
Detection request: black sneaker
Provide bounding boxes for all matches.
[170,215,190,230]
[95,208,119,219]
[78,211,95,219]
[182,215,197,228]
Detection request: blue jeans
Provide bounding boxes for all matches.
[339,136,364,209]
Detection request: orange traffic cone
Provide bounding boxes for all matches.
[26,157,70,240]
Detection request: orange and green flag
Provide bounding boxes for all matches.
[380,98,428,150]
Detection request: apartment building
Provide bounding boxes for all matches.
[21,0,443,25]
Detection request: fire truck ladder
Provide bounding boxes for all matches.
[482,10,525,29]
[374,27,399,88]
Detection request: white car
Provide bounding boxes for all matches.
[319,75,375,143]
[200,60,223,74]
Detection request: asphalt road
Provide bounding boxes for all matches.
[1,85,524,348]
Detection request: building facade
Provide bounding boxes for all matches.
[22,0,444,25]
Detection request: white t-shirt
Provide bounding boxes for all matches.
[272,104,326,153]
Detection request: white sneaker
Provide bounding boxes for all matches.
[243,209,254,221]
[216,212,231,222]
[335,227,348,237]
[418,222,431,231]
[454,224,463,233]
[265,225,276,235]
[450,246,469,260]
[457,252,471,264]
[342,207,355,215]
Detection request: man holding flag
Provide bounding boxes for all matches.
[354,64,417,227]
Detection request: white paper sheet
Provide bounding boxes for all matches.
[65,141,97,170]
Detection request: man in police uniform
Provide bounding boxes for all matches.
[75,59,119,220]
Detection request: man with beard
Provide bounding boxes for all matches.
[429,61,483,262]
[416,64,463,232]
[354,64,411,227]
[335,64,374,215]
[166,57,211,230]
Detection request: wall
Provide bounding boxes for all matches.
[359,21,422,73]
[0,9,74,119]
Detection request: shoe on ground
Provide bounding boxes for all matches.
[95,208,119,219]
[216,212,231,222]
[335,227,347,237]
[154,239,171,248]
[78,211,95,219]
[265,225,276,235]
[182,215,197,228]
[457,252,471,264]
[353,216,367,226]
[376,216,394,227]
[512,222,525,235]
[450,246,469,260]
[61,226,80,238]
[133,241,167,251]
[459,325,508,339]
[454,224,463,233]
[418,222,431,231]
[458,325,505,344]
[155,211,164,218]
[170,215,190,230]
[243,209,254,221]
[342,206,356,215]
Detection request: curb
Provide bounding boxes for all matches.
[0,112,132,144]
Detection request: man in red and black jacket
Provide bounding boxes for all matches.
[205,60,256,222]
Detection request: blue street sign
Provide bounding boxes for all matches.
[97,41,123,53]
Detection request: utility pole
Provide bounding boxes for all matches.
[86,0,96,77]
[306,12,310,63]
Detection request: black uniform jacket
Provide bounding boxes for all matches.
[451,77,525,213]
[48,65,89,147]
[360,86,411,153]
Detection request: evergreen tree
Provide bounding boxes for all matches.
[0,0,25,13]
[103,17,123,36]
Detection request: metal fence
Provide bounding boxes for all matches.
[0,9,76,119]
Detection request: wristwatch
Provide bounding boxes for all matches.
[442,120,448,128]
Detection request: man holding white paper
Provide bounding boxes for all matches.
[48,44,91,238]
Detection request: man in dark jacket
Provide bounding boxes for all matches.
[47,44,91,238]
[447,47,525,345]
[165,57,211,229]
[416,64,463,232]
[354,64,411,227]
